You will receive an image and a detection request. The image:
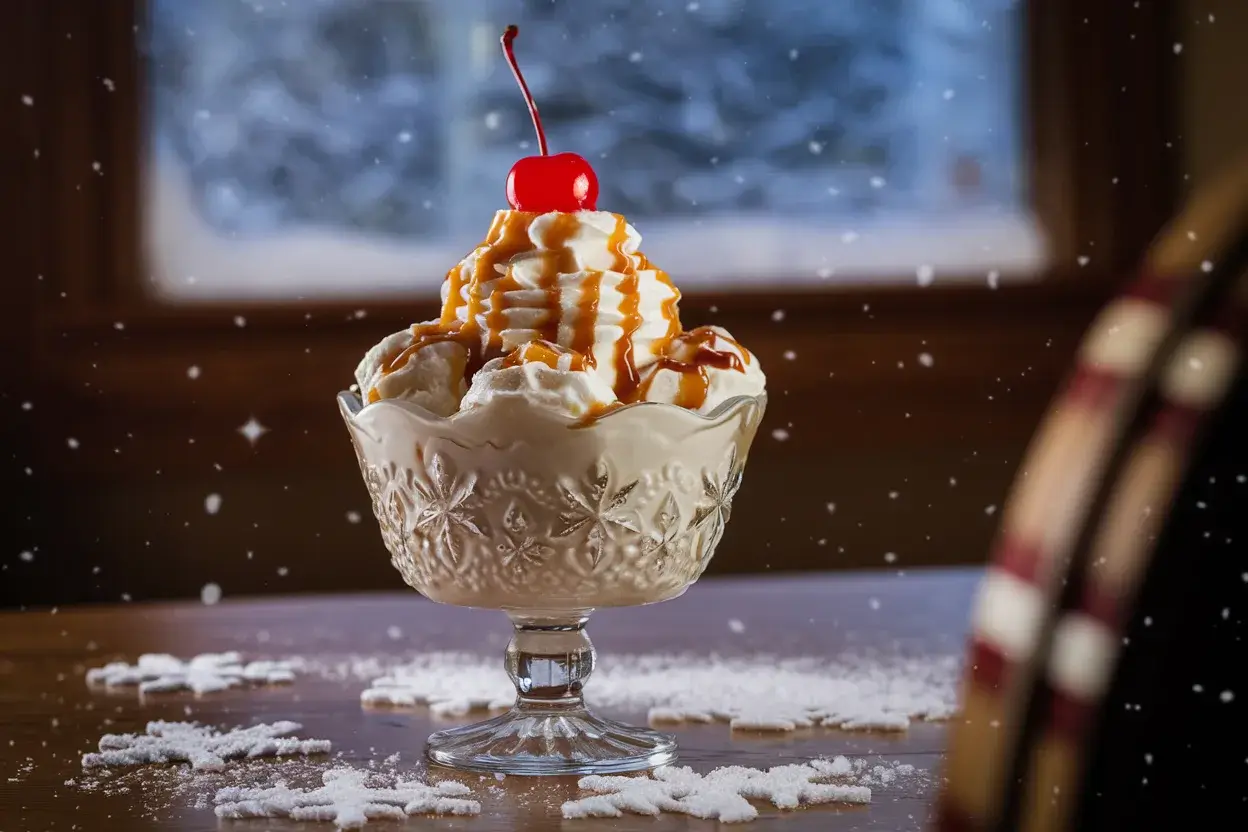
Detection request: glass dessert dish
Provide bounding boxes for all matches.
[340,390,765,775]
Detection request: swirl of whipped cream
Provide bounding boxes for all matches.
[437,210,681,393]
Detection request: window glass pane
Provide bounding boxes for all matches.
[145,0,1042,300]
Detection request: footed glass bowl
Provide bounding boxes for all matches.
[339,391,765,776]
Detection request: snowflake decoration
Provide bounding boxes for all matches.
[690,447,743,559]
[81,720,330,772]
[555,459,640,569]
[563,760,871,823]
[411,452,481,565]
[496,501,552,570]
[641,493,686,573]
[85,652,297,695]
[214,766,480,827]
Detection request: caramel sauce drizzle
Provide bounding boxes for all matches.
[606,214,631,272]
[570,270,604,362]
[503,340,589,372]
[632,326,748,410]
[539,214,582,345]
[612,271,643,402]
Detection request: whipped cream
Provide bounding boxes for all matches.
[358,210,764,418]
[463,351,617,420]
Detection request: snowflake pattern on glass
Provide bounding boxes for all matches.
[410,452,482,567]
[690,447,744,565]
[555,460,642,571]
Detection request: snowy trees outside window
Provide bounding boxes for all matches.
[145,0,1042,299]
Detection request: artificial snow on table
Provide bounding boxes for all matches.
[85,651,299,695]
[360,652,958,733]
[214,767,480,829]
[562,758,878,823]
[81,720,331,772]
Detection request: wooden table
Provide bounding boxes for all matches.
[0,569,979,831]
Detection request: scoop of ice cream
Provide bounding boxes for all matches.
[461,342,617,419]
[354,329,468,417]
[637,326,765,414]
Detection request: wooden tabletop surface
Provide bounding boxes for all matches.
[0,568,979,832]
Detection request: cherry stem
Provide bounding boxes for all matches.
[501,24,548,157]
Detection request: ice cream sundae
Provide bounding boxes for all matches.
[340,26,767,777]
[354,26,764,420]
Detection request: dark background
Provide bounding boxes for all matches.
[1,0,1244,609]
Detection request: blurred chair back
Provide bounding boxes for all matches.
[936,156,1248,832]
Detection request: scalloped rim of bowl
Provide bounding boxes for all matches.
[338,389,767,429]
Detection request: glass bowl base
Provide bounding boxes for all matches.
[424,706,677,776]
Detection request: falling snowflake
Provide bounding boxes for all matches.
[771,428,790,441]
[205,493,222,514]
[214,766,479,826]
[916,265,935,286]
[201,583,222,605]
[918,352,934,367]
[187,365,201,379]
[237,417,268,445]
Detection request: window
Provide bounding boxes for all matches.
[144,0,1043,300]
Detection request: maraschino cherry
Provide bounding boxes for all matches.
[501,25,598,213]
